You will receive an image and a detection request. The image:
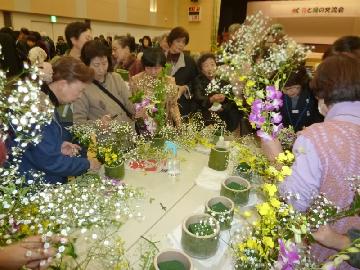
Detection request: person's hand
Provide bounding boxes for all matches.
[0,235,56,270]
[209,94,225,103]
[260,137,283,162]
[177,85,188,99]
[312,224,351,251]
[100,114,112,127]
[61,142,81,157]
[88,158,101,171]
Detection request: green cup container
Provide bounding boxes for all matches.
[208,147,229,171]
[205,196,234,230]
[104,162,125,180]
[220,176,251,205]
[181,214,220,259]
[152,249,193,270]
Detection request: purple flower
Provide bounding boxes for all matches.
[135,103,143,112]
[272,123,284,136]
[272,98,284,110]
[266,85,277,99]
[276,239,300,270]
[249,112,265,128]
[271,112,283,124]
[256,129,273,141]
[264,102,275,111]
[151,106,158,113]
[141,98,151,107]
[251,99,263,113]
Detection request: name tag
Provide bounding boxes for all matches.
[292,109,299,114]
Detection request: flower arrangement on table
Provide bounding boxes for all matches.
[206,12,310,140]
[0,62,145,269]
[158,112,227,151]
[230,144,360,270]
[130,64,175,138]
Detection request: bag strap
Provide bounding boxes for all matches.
[92,80,133,119]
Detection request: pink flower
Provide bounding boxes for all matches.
[276,239,300,270]
[256,130,273,141]
[271,112,283,124]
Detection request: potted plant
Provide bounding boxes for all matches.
[97,145,125,180]
[220,176,251,205]
[205,196,234,230]
[181,214,220,259]
[95,121,138,180]
[152,249,193,270]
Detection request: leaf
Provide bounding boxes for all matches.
[347,247,359,253]
[64,241,77,259]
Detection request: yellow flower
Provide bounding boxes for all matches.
[277,152,286,162]
[246,80,255,87]
[234,97,243,107]
[239,75,247,81]
[246,238,258,250]
[246,97,254,105]
[285,151,295,162]
[270,198,281,208]
[257,202,272,216]
[281,166,292,176]
[263,183,277,197]
[262,236,274,249]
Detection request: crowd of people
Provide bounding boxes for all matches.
[0,19,360,269]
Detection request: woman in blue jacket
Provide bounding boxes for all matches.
[9,56,101,184]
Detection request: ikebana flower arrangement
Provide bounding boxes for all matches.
[0,61,145,269]
[160,112,226,151]
[130,64,175,137]
[231,145,360,270]
[206,11,310,140]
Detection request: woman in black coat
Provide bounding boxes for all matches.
[166,27,199,117]
[192,53,240,131]
[280,65,323,132]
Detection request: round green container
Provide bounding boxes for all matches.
[208,147,229,171]
[181,214,220,259]
[104,162,125,180]
[220,176,251,205]
[152,249,193,270]
[205,196,234,230]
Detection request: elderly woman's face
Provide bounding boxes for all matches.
[90,56,108,81]
[112,43,129,63]
[201,58,217,79]
[170,37,186,54]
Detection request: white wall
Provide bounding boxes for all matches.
[10,12,170,42]
[12,12,78,40]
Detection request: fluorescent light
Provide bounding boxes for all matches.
[150,0,157,13]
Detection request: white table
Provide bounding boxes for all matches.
[81,149,258,269]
